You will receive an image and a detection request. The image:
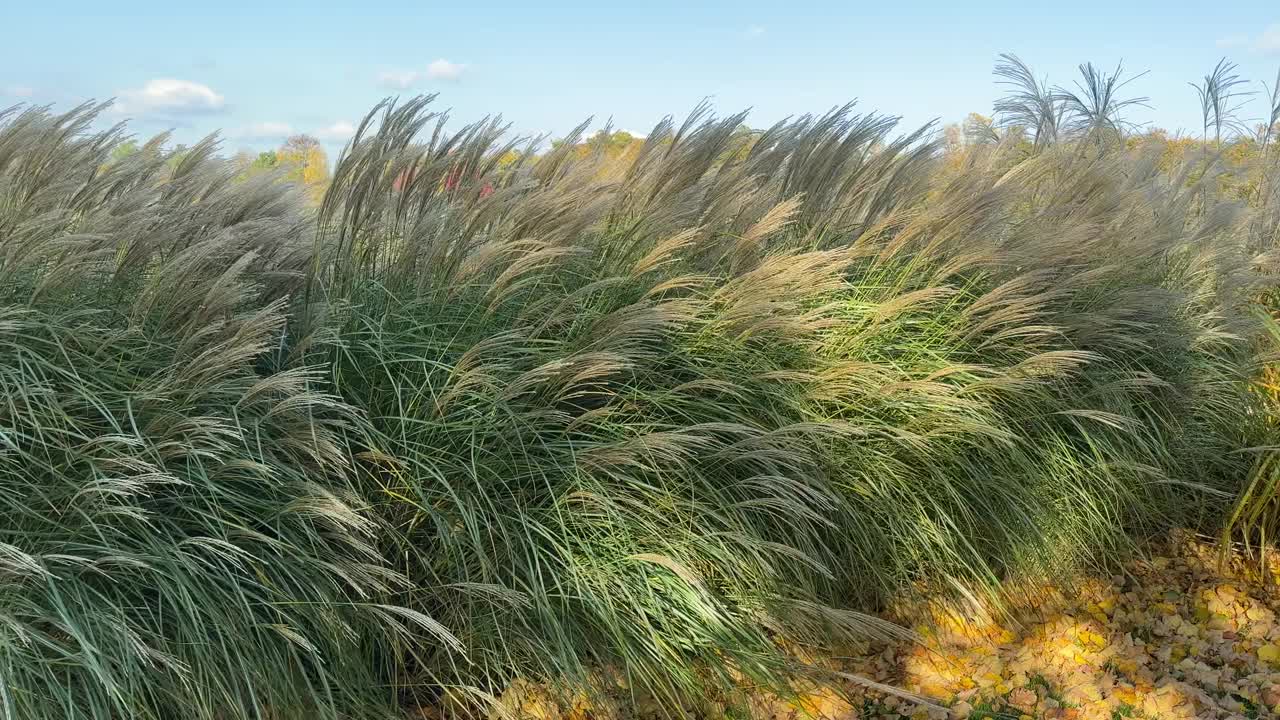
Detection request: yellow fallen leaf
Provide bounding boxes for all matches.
[1259,643,1280,665]
[1112,657,1138,676]
[1113,686,1138,704]
[1076,630,1107,651]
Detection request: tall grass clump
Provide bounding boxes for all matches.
[302,94,1274,709]
[0,104,429,720]
[815,140,1269,606]
[301,99,933,709]
[3,55,1279,717]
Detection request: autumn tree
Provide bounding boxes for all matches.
[276,134,329,201]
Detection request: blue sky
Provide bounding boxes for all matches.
[4,1,1280,158]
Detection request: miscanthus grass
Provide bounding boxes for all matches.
[0,64,1276,717]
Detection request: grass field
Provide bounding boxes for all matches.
[1,56,1279,719]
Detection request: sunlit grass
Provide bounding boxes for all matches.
[0,76,1276,717]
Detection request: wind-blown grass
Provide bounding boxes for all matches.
[0,103,431,720]
[0,77,1276,718]
[302,96,1273,709]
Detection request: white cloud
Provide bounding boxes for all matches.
[744,25,765,38]
[6,85,34,98]
[376,69,421,90]
[425,59,466,80]
[1260,24,1280,53]
[1217,24,1280,54]
[234,121,293,140]
[314,121,356,141]
[378,58,468,89]
[116,78,225,116]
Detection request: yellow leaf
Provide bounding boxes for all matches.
[1258,643,1280,665]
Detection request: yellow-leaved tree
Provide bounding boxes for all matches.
[276,134,329,202]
